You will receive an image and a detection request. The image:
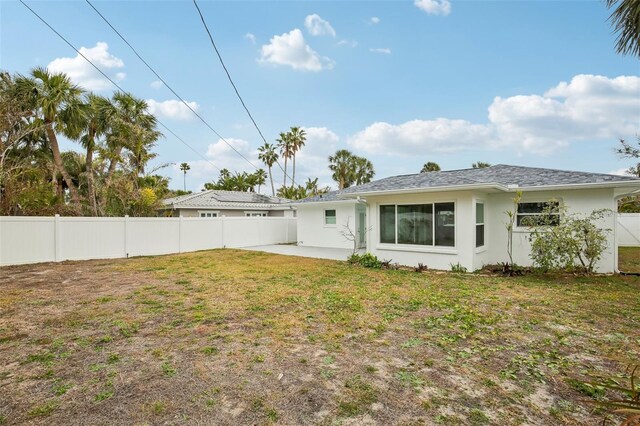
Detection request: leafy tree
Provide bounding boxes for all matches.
[179,162,190,191]
[420,162,441,173]
[204,170,265,192]
[258,142,279,195]
[328,149,375,189]
[606,0,640,57]
[276,177,330,200]
[254,168,267,193]
[472,162,491,169]
[615,137,640,212]
[15,67,85,211]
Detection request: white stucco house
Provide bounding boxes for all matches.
[293,165,640,273]
[159,190,294,218]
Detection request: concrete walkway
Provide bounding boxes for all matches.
[240,244,356,261]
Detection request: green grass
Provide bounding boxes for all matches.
[619,246,640,272]
[1,248,638,425]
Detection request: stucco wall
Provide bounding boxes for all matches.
[484,188,616,273]
[296,202,357,249]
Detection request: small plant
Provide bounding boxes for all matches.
[450,262,467,273]
[347,253,361,264]
[27,400,58,417]
[586,363,640,425]
[358,253,382,268]
[161,361,176,377]
[414,263,428,272]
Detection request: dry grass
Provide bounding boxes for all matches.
[0,249,639,425]
[619,246,640,272]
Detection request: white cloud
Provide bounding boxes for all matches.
[414,0,451,16]
[370,47,391,54]
[349,74,640,156]
[295,127,341,188]
[150,80,163,89]
[47,42,125,91]
[337,39,358,48]
[259,29,335,71]
[609,167,632,176]
[369,17,380,25]
[146,99,199,121]
[244,33,256,44]
[304,14,336,37]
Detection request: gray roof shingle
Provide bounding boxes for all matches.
[162,190,289,209]
[294,164,640,203]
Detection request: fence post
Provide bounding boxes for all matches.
[285,218,289,243]
[124,215,129,258]
[179,215,183,253]
[54,214,61,262]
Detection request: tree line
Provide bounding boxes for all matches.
[1,68,171,216]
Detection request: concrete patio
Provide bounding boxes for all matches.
[240,244,358,261]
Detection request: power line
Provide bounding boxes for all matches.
[19,0,220,173]
[191,0,298,187]
[85,0,261,173]
[192,0,268,146]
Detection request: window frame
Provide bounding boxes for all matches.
[198,210,219,218]
[324,209,337,226]
[515,200,561,228]
[378,201,456,249]
[475,201,485,249]
[244,211,268,217]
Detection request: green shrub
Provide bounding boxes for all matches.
[347,253,361,264]
[450,263,467,273]
[358,253,382,269]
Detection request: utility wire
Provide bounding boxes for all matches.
[19,0,220,173]
[191,0,298,187]
[85,0,261,173]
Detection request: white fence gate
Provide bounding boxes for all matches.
[617,213,640,247]
[0,215,297,266]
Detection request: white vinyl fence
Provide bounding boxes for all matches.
[0,215,297,266]
[618,213,640,247]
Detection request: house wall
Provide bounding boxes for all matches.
[364,191,476,271]
[296,202,357,249]
[483,188,617,273]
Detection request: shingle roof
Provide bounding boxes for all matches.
[294,164,640,203]
[161,190,289,209]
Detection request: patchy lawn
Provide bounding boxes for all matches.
[619,246,640,273]
[0,250,639,425]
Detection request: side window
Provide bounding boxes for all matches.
[476,203,485,248]
[324,209,336,225]
[517,202,559,227]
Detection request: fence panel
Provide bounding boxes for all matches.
[618,213,640,247]
[0,216,297,266]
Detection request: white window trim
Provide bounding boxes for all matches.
[244,211,268,217]
[475,200,486,251]
[514,199,562,231]
[324,209,337,227]
[379,201,457,249]
[198,210,220,218]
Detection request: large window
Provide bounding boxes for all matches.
[476,202,485,248]
[380,203,455,247]
[324,209,336,225]
[517,201,560,227]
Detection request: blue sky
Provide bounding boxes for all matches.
[2,0,639,192]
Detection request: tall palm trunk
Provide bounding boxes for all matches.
[283,157,288,187]
[292,155,296,187]
[269,166,275,196]
[45,122,80,210]
[85,141,98,216]
[105,146,122,189]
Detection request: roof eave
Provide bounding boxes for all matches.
[289,198,359,206]
[338,183,509,198]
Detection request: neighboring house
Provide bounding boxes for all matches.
[293,165,640,273]
[160,190,294,217]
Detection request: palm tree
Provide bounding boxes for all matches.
[15,67,85,211]
[329,149,355,190]
[288,126,306,186]
[77,94,112,215]
[258,142,279,196]
[254,168,267,193]
[277,132,295,187]
[353,156,375,185]
[179,162,190,191]
[472,162,491,169]
[421,162,441,173]
[606,0,640,57]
